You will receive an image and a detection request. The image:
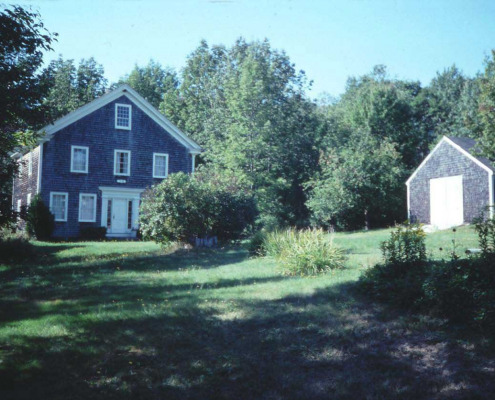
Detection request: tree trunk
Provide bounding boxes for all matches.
[364,209,370,231]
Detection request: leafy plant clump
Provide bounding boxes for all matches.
[25,194,55,240]
[139,172,256,244]
[381,222,427,265]
[360,221,495,332]
[264,228,347,276]
[359,223,428,308]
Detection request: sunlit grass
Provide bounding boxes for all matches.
[1,225,492,399]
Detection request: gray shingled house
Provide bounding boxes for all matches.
[406,136,494,229]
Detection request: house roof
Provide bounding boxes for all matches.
[13,84,201,158]
[406,135,494,185]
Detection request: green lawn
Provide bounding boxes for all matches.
[1,226,493,399]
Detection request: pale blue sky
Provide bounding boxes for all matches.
[16,0,495,98]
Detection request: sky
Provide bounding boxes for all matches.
[15,0,495,99]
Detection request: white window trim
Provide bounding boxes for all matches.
[70,145,89,173]
[50,192,69,222]
[78,193,97,222]
[114,150,131,176]
[28,152,33,176]
[153,153,169,178]
[115,103,132,130]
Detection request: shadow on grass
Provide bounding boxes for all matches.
[1,250,494,399]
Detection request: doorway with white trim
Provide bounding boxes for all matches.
[100,187,143,237]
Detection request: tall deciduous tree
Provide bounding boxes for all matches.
[306,132,404,230]
[42,56,107,119]
[118,60,179,109]
[0,6,56,229]
[160,38,320,227]
[476,50,495,159]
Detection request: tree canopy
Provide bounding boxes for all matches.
[0,6,56,229]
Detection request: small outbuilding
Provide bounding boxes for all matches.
[406,136,494,229]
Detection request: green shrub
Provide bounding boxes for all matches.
[247,230,268,256]
[359,260,428,308]
[25,194,54,240]
[0,231,36,264]
[380,222,426,265]
[80,227,107,241]
[422,257,495,330]
[359,223,428,308]
[473,213,495,254]
[139,172,256,244]
[265,228,347,276]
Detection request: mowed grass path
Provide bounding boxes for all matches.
[1,226,493,399]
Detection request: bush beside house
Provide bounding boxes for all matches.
[139,172,256,244]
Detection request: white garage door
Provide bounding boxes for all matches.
[430,175,464,229]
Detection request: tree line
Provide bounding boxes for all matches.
[2,5,495,232]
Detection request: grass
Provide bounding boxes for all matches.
[1,226,493,399]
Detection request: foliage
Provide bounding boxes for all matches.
[264,228,347,276]
[118,59,179,109]
[139,172,256,244]
[476,50,495,159]
[41,56,107,119]
[247,230,267,256]
[360,225,495,332]
[380,223,427,265]
[422,257,495,330]
[419,65,481,141]
[80,227,107,241]
[473,211,495,254]
[306,133,405,230]
[24,194,54,240]
[0,230,36,263]
[359,223,428,307]
[160,38,320,228]
[0,6,55,229]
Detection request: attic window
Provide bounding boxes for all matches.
[115,104,132,130]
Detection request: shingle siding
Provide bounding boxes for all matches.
[41,95,192,237]
[409,140,491,224]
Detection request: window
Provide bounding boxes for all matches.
[115,104,132,130]
[18,159,23,177]
[17,199,21,212]
[27,193,31,206]
[153,153,169,178]
[28,152,33,176]
[114,150,131,176]
[71,146,89,173]
[50,192,68,222]
[79,193,97,222]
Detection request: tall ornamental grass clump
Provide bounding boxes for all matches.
[265,228,346,276]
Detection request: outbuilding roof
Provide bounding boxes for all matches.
[406,136,494,185]
[447,136,495,172]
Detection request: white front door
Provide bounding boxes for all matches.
[430,175,464,229]
[111,198,128,234]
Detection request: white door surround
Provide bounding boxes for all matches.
[99,186,144,237]
[429,175,464,230]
